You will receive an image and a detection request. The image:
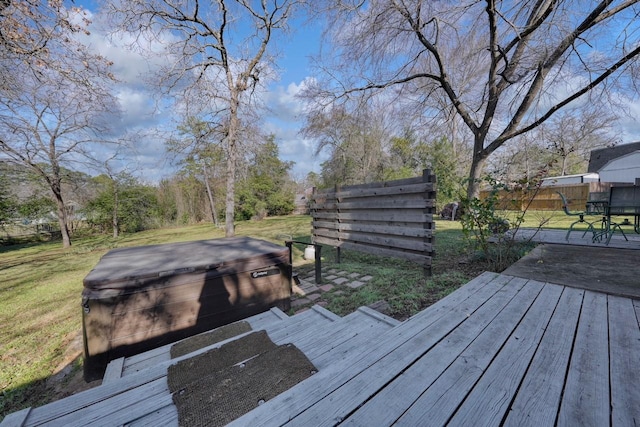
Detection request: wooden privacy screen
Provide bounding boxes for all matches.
[310,170,436,275]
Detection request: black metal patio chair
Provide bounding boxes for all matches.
[557,192,598,241]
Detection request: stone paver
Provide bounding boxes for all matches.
[348,272,360,278]
[319,284,334,292]
[291,298,311,309]
[298,282,319,294]
[360,275,374,282]
[307,293,322,301]
[333,277,349,285]
[347,280,366,289]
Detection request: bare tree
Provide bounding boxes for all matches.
[0,75,118,247]
[106,0,302,237]
[541,107,619,175]
[0,1,117,248]
[168,117,227,227]
[311,0,640,197]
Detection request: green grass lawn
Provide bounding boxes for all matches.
[0,212,572,418]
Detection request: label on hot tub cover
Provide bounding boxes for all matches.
[251,268,281,279]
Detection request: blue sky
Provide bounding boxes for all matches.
[73,2,640,184]
[75,2,326,183]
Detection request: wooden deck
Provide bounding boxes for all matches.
[2,272,639,426]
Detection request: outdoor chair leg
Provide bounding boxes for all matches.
[566,216,595,241]
[605,223,628,245]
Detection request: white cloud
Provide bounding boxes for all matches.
[115,88,159,128]
[72,5,325,183]
[262,79,327,178]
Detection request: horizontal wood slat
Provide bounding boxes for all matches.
[311,170,436,273]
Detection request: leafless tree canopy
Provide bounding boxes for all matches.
[0,0,118,247]
[311,0,640,197]
[105,0,302,236]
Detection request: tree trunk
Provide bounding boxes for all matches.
[466,149,489,199]
[224,96,240,237]
[203,164,219,227]
[51,184,72,248]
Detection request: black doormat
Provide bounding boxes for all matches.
[168,330,277,391]
[171,343,317,427]
[170,321,253,359]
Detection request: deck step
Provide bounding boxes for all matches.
[104,307,291,384]
[126,308,397,426]
[108,305,336,380]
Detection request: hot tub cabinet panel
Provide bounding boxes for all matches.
[82,237,291,381]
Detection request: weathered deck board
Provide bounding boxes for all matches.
[60,379,169,427]
[230,272,508,426]
[503,286,584,426]
[607,295,640,426]
[342,276,535,426]
[125,404,177,427]
[447,282,564,426]
[558,291,610,426]
[309,314,396,369]
[0,408,30,427]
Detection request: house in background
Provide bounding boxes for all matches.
[541,141,640,187]
[587,141,640,184]
[595,150,640,184]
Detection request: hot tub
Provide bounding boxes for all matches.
[81,237,291,381]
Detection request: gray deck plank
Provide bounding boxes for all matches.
[447,281,565,426]
[102,356,125,384]
[18,305,338,426]
[125,404,177,427]
[356,306,401,326]
[40,378,168,427]
[292,310,384,354]
[229,272,509,427]
[397,282,562,425]
[344,276,536,426]
[558,290,610,427]
[503,286,584,426]
[0,407,30,427]
[608,295,640,426]
[22,370,165,426]
[310,317,395,369]
[97,394,174,427]
[392,280,550,426]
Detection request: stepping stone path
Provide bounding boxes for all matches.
[291,267,375,314]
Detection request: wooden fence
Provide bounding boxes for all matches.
[480,182,612,211]
[310,170,436,275]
